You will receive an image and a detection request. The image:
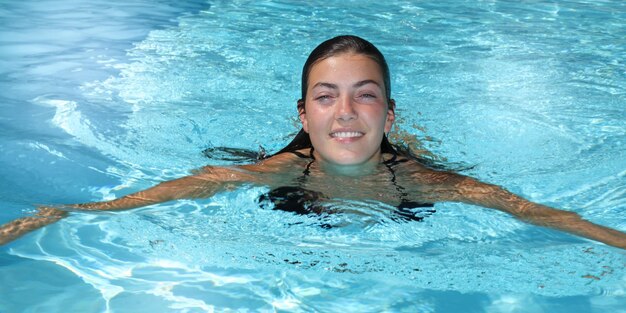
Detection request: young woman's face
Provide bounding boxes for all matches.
[300,53,395,168]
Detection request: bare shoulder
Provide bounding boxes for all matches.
[259,150,308,165]
[192,149,309,181]
[402,158,510,201]
[398,157,468,186]
[188,165,254,183]
[241,149,311,172]
[394,157,507,203]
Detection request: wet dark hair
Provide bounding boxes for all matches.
[300,35,392,103]
[276,35,396,156]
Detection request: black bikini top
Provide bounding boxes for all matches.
[258,148,435,222]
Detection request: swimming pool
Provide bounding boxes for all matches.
[1,0,625,311]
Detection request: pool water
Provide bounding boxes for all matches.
[1,0,625,312]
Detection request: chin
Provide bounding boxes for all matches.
[314,144,381,167]
[328,153,374,166]
[330,159,363,166]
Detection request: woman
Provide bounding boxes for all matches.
[1,35,625,249]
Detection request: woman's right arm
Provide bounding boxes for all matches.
[0,165,255,246]
[0,207,68,246]
[71,166,250,211]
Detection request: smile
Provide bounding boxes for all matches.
[330,131,364,138]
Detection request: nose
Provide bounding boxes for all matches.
[335,95,357,122]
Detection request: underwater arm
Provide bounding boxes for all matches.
[452,176,626,250]
[0,166,253,246]
[69,166,247,211]
[0,207,67,246]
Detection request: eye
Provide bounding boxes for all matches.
[356,92,378,101]
[314,94,334,104]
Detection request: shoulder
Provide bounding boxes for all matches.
[255,149,311,166]
[192,165,256,182]
[394,157,468,185]
[199,149,310,174]
[190,149,311,184]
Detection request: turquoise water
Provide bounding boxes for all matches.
[1,0,625,312]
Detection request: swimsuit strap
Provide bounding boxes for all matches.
[382,152,409,166]
[303,147,315,175]
[296,147,315,184]
[382,152,398,165]
[383,152,411,203]
[289,150,309,159]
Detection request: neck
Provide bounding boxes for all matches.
[312,151,384,177]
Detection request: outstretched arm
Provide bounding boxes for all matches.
[451,175,626,250]
[70,166,249,211]
[0,207,68,246]
[410,168,626,250]
[0,166,253,246]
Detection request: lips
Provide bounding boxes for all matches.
[330,131,364,138]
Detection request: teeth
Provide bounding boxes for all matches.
[331,131,363,138]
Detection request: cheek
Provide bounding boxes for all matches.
[367,107,389,127]
[303,108,327,131]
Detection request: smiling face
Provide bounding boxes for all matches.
[299,53,395,169]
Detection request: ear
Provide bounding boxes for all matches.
[297,99,309,133]
[384,99,396,133]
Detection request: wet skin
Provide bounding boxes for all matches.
[2,149,626,250]
[1,52,626,250]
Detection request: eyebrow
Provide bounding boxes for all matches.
[354,79,382,89]
[311,80,382,91]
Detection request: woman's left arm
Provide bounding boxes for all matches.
[415,170,626,250]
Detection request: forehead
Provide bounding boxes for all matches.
[308,53,384,86]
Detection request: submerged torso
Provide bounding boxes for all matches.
[238,148,452,221]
